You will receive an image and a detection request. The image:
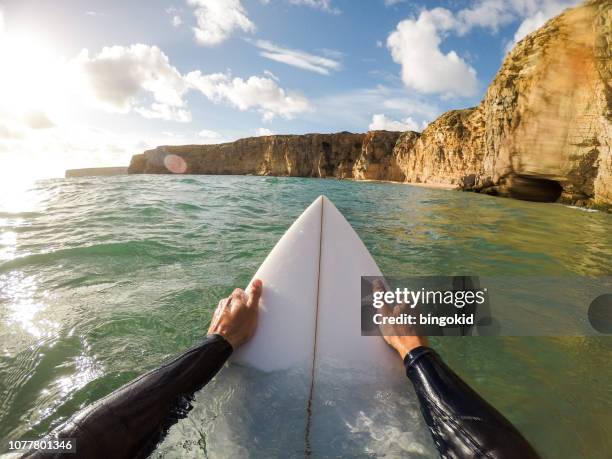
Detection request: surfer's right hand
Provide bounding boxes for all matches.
[208,279,263,349]
[372,279,428,359]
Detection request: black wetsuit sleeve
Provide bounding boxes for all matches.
[405,346,540,459]
[25,334,233,459]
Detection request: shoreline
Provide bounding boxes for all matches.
[352,178,459,190]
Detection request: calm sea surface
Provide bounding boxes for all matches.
[0,175,611,457]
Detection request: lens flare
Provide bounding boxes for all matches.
[163,154,188,174]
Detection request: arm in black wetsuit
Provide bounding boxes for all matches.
[25,334,233,459]
[373,278,539,459]
[25,280,263,459]
[405,346,540,459]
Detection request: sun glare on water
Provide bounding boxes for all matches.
[0,172,43,214]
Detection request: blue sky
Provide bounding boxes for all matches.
[0,0,579,179]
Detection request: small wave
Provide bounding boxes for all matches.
[177,177,203,185]
[173,202,206,212]
[564,205,599,213]
[0,211,42,219]
[0,240,181,271]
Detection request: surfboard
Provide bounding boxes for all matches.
[153,195,436,458]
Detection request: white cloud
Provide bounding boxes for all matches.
[186,71,310,121]
[0,8,4,33]
[165,7,183,27]
[253,40,341,75]
[188,0,255,46]
[263,70,279,81]
[76,44,190,121]
[135,103,192,122]
[369,113,419,132]
[198,129,221,138]
[387,9,478,98]
[75,43,310,123]
[255,127,275,136]
[171,15,182,27]
[288,0,340,14]
[453,2,511,34]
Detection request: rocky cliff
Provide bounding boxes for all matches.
[475,0,610,207]
[129,132,402,179]
[389,0,611,208]
[129,0,611,210]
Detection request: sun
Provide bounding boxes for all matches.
[0,25,85,184]
[0,27,70,121]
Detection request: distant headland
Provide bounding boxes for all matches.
[66,167,127,178]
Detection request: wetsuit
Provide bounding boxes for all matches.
[405,346,540,459]
[25,336,539,459]
[24,335,232,459]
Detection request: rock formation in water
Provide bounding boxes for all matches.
[129,0,610,210]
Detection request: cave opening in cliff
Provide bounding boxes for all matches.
[508,175,564,203]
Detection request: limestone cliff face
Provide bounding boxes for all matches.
[129,131,401,180]
[393,109,485,188]
[129,0,610,210]
[353,131,404,181]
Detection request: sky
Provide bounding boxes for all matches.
[0,0,581,182]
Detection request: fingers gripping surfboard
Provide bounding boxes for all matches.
[154,196,435,458]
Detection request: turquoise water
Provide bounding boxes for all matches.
[0,175,611,457]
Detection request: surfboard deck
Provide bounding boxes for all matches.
[152,196,436,458]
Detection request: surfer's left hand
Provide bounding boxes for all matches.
[208,279,263,349]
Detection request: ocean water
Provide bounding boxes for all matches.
[0,175,611,457]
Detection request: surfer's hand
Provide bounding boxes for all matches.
[372,279,428,359]
[208,279,263,349]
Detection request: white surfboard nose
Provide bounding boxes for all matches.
[233,194,396,372]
